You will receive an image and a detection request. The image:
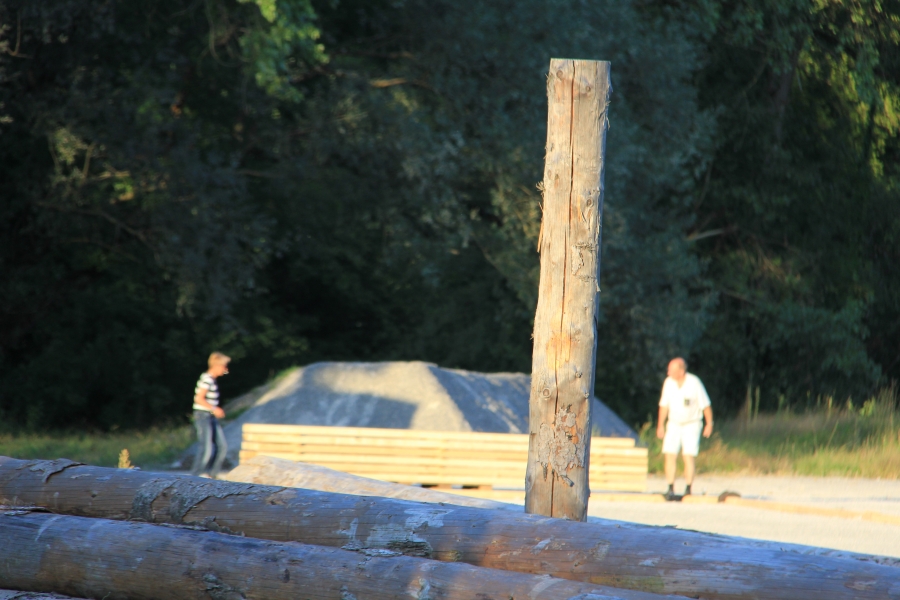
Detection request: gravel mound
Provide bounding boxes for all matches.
[181,361,638,468]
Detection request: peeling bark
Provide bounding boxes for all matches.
[2,457,899,598]
[0,591,86,600]
[0,511,673,600]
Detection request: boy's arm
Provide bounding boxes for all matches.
[194,387,225,419]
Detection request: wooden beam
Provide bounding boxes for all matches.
[526,58,611,521]
[2,457,898,599]
[0,511,674,600]
[225,456,517,510]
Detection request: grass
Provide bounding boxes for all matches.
[0,425,195,470]
[642,386,900,478]
[0,371,290,470]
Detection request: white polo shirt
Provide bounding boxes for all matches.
[659,373,710,424]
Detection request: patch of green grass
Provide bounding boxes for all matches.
[641,386,900,478]
[0,425,195,470]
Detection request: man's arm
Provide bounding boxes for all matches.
[656,405,668,440]
[702,406,713,438]
[194,387,225,419]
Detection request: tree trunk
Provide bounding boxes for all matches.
[225,455,516,510]
[0,510,671,600]
[526,58,610,522]
[2,457,898,599]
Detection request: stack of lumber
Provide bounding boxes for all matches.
[239,423,648,492]
[1,456,898,600]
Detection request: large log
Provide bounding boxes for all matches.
[526,59,610,521]
[0,592,85,600]
[225,455,516,510]
[2,457,898,599]
[0,510,671,600]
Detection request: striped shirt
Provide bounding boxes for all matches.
[192,372,220,411]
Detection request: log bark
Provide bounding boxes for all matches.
[2,457,899,599]
[0,592,85,600]
[225,456,516,510]
[526,59,610,521]
[0,510,671,600]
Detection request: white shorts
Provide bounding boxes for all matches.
[662,420,702,456]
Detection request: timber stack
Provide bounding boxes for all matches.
[1,456,899,600]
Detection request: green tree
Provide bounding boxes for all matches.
[680,0,900,412]
[0,0,323,428]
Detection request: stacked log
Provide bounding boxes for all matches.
[0,592,85,600]
[1,456,898,599]
[0,510,670,600]
[225,455,516,510]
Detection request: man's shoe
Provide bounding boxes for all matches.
[683,484,692,496]
[664,489,676,501]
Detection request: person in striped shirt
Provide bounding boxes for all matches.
[191,352,230,478]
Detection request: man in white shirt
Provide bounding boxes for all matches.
[656,357,713,500]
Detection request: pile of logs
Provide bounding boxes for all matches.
[1,455,898,599]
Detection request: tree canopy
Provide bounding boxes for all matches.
[1,0,898,431]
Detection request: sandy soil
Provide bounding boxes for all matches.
[587,475,900,559]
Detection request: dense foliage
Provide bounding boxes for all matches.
[1,0,897,431]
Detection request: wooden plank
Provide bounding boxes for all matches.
[239,445,642,464]
[526,59,611,522]
[0,511,669,600]
[241,440,640,454]
[242,433,528,448]
[239,443,532,460]
[241,424,529,443]
[3,457,897,599]
[242,425,636,447]
[236,452,526,469]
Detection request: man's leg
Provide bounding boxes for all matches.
[209,419,228,479]
[683,454,695,488]
[664,453,678,486]
[191,412,214,477]
[661,421,682,500]
[681,421,702,495]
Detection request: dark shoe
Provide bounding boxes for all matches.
[684,485,692,496]
[664,489,676,501]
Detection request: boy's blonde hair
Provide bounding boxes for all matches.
[208,352,231,368]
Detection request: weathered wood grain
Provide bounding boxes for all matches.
[0,511,673,600]
[2,457,898,599]
[526,59,611,521]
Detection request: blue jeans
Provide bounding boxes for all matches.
[192,410,227,478]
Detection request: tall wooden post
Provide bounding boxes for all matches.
[525,59,611,521]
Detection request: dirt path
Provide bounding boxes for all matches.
[588,475,900,559]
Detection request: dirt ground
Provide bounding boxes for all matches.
[587,475,900,559]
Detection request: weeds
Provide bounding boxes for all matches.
[642,385,900,478]
[0,426,194,469]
